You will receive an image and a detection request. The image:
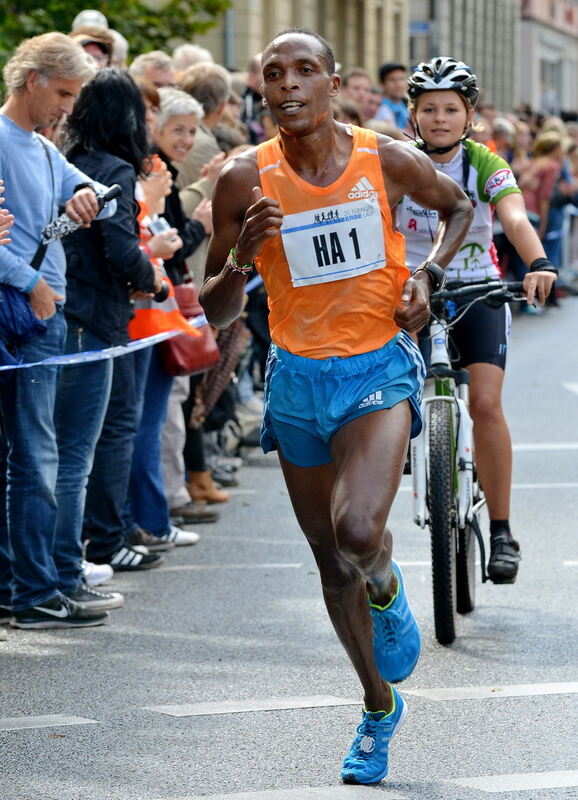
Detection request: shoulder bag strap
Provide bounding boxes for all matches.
[30,137,56,271]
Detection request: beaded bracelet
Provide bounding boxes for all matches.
[226,247,254,274]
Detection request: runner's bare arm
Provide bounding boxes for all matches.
[200,153,284,329]
[379,140,473,333]
[381,141,473,270]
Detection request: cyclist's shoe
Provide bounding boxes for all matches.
[488,531,521,584]
[341,686,407,784]
[369,560,421,683]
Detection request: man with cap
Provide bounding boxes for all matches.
[69,25,114,69]
[71,9,109,30]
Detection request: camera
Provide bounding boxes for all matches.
[148,216,178,241]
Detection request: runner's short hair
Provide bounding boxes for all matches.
[3,31,96,94]
[268,28,336,75]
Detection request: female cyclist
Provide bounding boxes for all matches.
[398,57,557,583]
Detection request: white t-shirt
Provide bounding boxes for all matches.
[396,139,521,282]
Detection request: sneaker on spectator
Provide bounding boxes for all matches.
[65,584,124,611]
[170,501,219,524]
[0,605,13,625]
[96,545,164,572]
[127,526,175,552]
[211,467,239,487]
[11,594,109,629]
[159,525,199,546]
[82,559,113,587]
[217,456,243,472]
[0,627,8,641]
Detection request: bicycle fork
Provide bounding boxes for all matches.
[411,386,475,530]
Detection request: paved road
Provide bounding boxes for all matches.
[2,298,578,800]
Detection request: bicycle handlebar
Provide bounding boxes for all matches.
[431,280,525,303]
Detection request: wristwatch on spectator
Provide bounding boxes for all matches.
[414,260,447,292]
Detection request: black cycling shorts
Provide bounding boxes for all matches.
[420,300,511,371]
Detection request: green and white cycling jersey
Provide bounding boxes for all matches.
[396,139,521,282]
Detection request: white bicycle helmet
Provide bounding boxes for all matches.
[408,57,479,107]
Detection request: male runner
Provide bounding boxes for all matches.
[200,29,473,785]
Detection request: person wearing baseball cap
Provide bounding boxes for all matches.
[69,25,114,69]
[71,9,109,30]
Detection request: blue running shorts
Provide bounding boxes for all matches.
[260,331,426,468]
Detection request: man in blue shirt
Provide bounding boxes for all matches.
[0,33,117,629]
[374,62,410,131]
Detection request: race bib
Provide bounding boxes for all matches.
[280,197,386,287]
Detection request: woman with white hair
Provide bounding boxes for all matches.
[152,87,212,285]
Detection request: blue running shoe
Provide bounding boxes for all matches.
[369,559,421,683]
[341,686,407,784]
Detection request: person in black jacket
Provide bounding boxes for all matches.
[54,69,170,592]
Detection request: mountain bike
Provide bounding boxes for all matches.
[410,280,526,645]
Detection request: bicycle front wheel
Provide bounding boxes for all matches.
[428,399,457,645]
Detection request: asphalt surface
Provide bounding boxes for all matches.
[1,297,577,800]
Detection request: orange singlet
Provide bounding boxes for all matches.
[256,125,409,359]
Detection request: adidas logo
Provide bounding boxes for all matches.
[348,177,378,199]
[358,391,384,409]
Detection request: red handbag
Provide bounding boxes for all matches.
[158,283,220,376]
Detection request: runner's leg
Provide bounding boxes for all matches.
[277,400,411,712]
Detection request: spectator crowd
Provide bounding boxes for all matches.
[1,10,577,636]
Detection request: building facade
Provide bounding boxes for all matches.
[195,0,409,83]
[409,0,521,111]
[520,0,578,115]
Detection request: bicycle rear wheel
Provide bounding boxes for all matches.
[428,400,457,645]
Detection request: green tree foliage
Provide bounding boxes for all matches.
[0,0,229,84]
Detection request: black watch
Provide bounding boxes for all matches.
[414,260,447,292]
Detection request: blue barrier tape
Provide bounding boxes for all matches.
[0,314,208,372]
[0,271,265,373]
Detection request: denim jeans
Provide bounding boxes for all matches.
[127,346,174,537]
[53,322,113,593]
[83,347,151,560]
[0,309,67,610]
